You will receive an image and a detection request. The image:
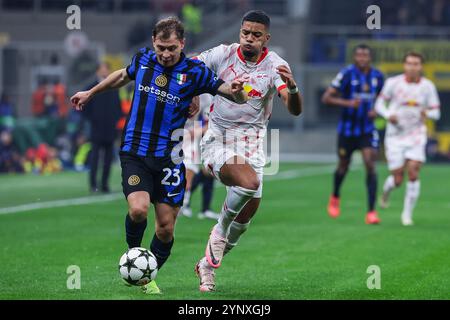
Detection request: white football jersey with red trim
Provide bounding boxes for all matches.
[198,43,289,136]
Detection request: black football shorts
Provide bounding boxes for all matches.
[337,131,379,160]
[119,151,186,207]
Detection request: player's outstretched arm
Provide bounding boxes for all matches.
[216,77,249,104]
[277,65,302,116]
[321,87,360,109]
[70,68,131,111]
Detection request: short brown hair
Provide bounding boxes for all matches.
[403,51,425,64]
[153,17,184,40]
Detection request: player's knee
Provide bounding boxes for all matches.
[408,172,419,182]
[394,175,403,187]
[239,176,260,191]
[337,162,349,174]
[156,223,174,241]
[129,203,149,222]
[337,167,348,176]
[366,165,376,175]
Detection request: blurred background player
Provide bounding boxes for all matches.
[322,44,384,224]
[83,62,121,193]
[179,93,219,220]
[375,52,441,226]
[185,168,219,219]
[194,10,302,292]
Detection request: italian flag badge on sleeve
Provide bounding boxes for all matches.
[177,73,187,85]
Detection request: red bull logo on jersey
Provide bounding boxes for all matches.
[248,89,263,98]
[243,84,263,98]
[403,100,419,107]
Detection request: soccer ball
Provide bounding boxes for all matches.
[118,247,158,286]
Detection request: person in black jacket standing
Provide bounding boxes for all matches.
[83,62,121,193]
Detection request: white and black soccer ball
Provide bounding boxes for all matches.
[118,247,158,286]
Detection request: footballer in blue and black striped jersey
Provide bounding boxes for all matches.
[331,64,384,140]
[121,47,224,159]
[322,44,385,224]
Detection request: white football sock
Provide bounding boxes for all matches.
[183,190,191,207]
[224,220,251,255]
[402,180,420,220]
[215,186,257,237]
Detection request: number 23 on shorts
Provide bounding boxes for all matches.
[161,168,181,186]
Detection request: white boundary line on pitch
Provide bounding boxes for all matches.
[0,193,124,215]
[0,165,361,216]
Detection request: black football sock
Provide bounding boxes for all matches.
[201,174,214,212]
[333,170,346,197]
[367,173,378,212]
[125,214,147,248]
[150,234,174,269]
[185,172,203,207]
[190,172,203,194]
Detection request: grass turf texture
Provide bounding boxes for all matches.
[0,163,449,299]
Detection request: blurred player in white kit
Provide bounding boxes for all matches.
[180,93,220,220]
[193,10,302,292]
[375,52,441,226]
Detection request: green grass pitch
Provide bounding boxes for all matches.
[0,162,449,300]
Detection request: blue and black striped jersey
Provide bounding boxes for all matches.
[331,64,384,137]
[121,47,224,157]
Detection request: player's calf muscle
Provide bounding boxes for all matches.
[235,198,261,223]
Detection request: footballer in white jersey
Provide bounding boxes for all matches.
[375,52,441,226]
[193,10,302,293]
[376,74,440,168]
[198,42,290,172]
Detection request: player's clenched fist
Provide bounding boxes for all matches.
[188,96,200,118]
[70,90,92,111]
